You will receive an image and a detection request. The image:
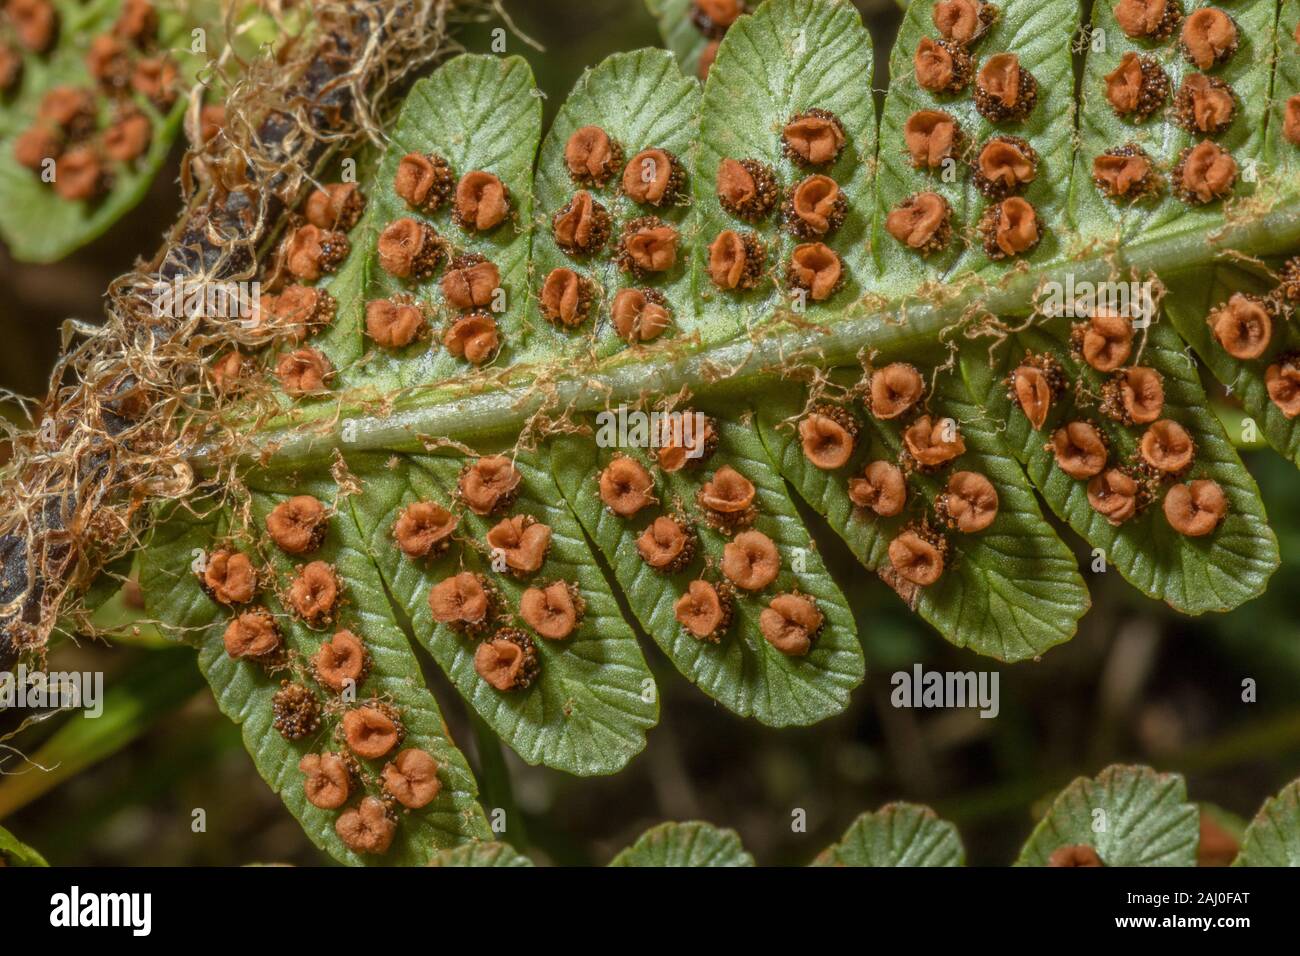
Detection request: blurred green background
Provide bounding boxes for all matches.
[2,0,1300,866]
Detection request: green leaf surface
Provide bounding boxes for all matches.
[1016,764,1199,866]
[0,824,48,866]
[609,820,755,866]
[552,415,864,726]
[812,802,964,866]
[1234,778,1300,866]
[428,840,535,867]
[962,313,1279,614]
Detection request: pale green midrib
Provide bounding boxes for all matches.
[216,190,1300,470]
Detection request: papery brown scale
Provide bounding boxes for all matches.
[343,706,401,760]
[788,242,842,302]
[799,411,855,470]
[266,495,328,555]
[288,560,339,627]
[611,288,671,343]
[674,579,729,641]
[940,471,999,532]
[300,752,351,810]
[903,415,966,467]
[888,531,945,586]
[365,298,424,348]
[202,550,257,605]
[1119,366,1165,424]
[459,456,521,515]
[276,348,333,396]
[427,572,491,627]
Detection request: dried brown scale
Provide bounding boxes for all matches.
[974,53,1037,123]
[1164,479,1228,536]
[1173,74,1236,137]
[223,608,282,662]
[847,460,907,517]
[458,456,521,516]
[382,748,441,809]
[103,110,153,164]
[304,182,366,232]
[539,267,595,327]
[932,0,998,46]
[885,192,952,255]
[657,412,718,472]
[972,135,1037,200]
[979,196,1040,259]
[1179,8,1238,71]
[1007,352,1066,430]
[799,404,859,470]
[913,38,972,96]
[519,579,584,641]
[299,752,353,810]
[903,110,962,170]
[1265,352,1300,418]
[1073,311,1134,373]
[266,495,328,555]
[1104,53,1170,123]
[7,0,57,54]
[474,627,539,691]
[787,242,843,302]
[1049,844,1105,867]
[428,571,497,635]
[453,170,511,232]
[717,158,779,221]
[336,796,396,855]
[269,285,337,342]
[272,681,321,740]
[1115,0,1182,41]
[393,501,457,560]
[617,215,679,276]
[552,189,611,255]
[1092,144,1160,202]
[599,455,656,517]
[376,217,442,280]
[636,514,697,573]
[441,253,500,311]
[782,108,847,166]
[200,549,258,606]
[564,125,622,187]
[869,362,926,420]
[276,347,334,396]
[887,523,949,587]
[935,471,999,533]
[1208,292,1273,360]
[443,312,500,365]
[760,591,823,656]
[674,578,733,643]
[781,174,847,239]
[611,287,671,343]
[364,296,425,348]
[342,702,404,760]
[314,629,370,693]
[623,147,685,207]
[393,151,455,214]
[707,229,766,291]
[1087,467,1145,526]
[1173,140,1237,204]
[690,0,744,38]
[54,146,109,202]
[1051,421,1109,479]
[287,560,341,627]
[698,465,758,533]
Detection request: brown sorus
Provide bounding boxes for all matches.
[690,0,744,38]
[1092,144,1160,201]
[272,681,320,740]
[458,455,522,515]
[782,108,847,166]
[656,411,718,471]
[973,135,1037,200]
[443,312,500,365]
[707,229,765,290]
[474,627,540,691]
[848,461,907,516]
[393,501,457,559]
[1051,421,1109,479]
[266,495,329,555]
[599,455,656,517]
[519,580,585,641]
[637,515,697,573]
[1140,418,1196,473]
[887,524,949,586]
[932,0,998,45]
[759,592,823,656]
[799,404,858,470]
[1163,479,1228,536]
[283,224,349,281]
[102,110,152,163]
[869,362,926,420]
[913,38,972,96]
[209,351,245,393]
[427,571,495,633]
[1049,844,1105,867]
[39,86,94,139]
[787,242,843,302]
[979,196,1040,259]
[335,796,396,855]
[223,608,282,661]
[622,147,684,206]
[304,182,366,232]
[552,189,611,255]
[974,53,1037,122]
[721,529,780,591]
[1265,353,1300,418]
[485,514,552,576]
[314,629,370,693]
[365,296,425,349]
[288,560,340,627]
[86,34,130,90]
[1088,467,1144,526]
[782,174,846,239]
[394,151,454,213]
[902,415,967,469]
[903,110,961,170]
[7,0,57,54]
[1008,352,1066,430]
[1285,95,1300,146]
[697,464,757,533]
[1114,0,1182,41]
[268,284,337,342]
[342,703,403,760]
[200,549,257,605]
[454,170,510,231]
[539,267,594,327]
[130,56,177,108]
[299,752,352,810]
[376,217,441,280]
[936,470,999,532]
[564,125,622,187]
[54,146,107,202]
[276,347,333,396]
[885,192,951,255]
[1173,140,1237,204]
[1180,8,1238,70]
[13,123,60,172]
[1173,74,1236,137]
[1101,366,1165,425]
[611,287,671,343]
[1208,292,1272,359]
[617,215,679,276]
[114,0,158,47]
[717,158,778,221]
[674,579,733,642]
[1074,310,1134,372]
[382,749,442,809]
[1104,52,1170,122]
